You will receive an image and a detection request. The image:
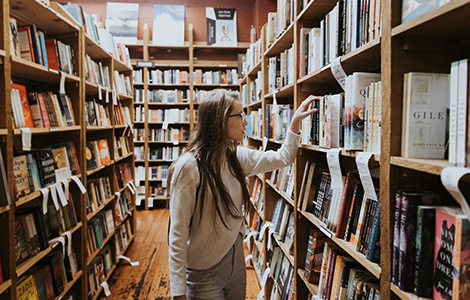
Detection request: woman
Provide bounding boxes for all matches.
[168,89,317,300]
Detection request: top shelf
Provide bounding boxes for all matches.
[10,0,78,34]
[392,0,470,38]
[298,0,338,22]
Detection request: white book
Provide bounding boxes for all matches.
[449,61,459,166]
[456,59,468,167]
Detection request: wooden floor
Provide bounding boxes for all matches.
[99,206,261,300]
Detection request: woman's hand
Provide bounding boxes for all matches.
[289,95,319,134]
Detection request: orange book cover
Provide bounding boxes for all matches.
[11,83,34,128]
[44,39,59,70]
[97,139,111,166]
[150,110,159,123]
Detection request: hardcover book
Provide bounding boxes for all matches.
[13,155,31,197]
[86,142,98,171]
[206,8,237,47]
[16,274,39,300]
[12,83,35,128]
[35,149,58,187]
[401,72,449,159]
[434,206,470,300]
[152,5,185,46]
[15,220,30,265]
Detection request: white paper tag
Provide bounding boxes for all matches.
[136,197,143,206]
[49,184,60,211]
[71,176,86,194]
[106,90,109,103]
[331,57,347,90]
[59,71,66,94]
[126,183,135,194]
[260,221,274,238]
[117,255,139,266]
[173,140,179,145]
[39,188,49,214]
[98,85,102,100]
[268,228,275,251]
[64,231,72,256]
[356,152,377,201]
[56,183,68,207]
[148,198,154,208]
[115,191,121,201]
[101,282,111,297]
[162,179,167,188]
[112,90,117,105]
[61,180,69,201]
[257,288,264,300]
[243,231,257,243]
[441,167,470,221]
[162,120,169,130]
[261,267,271,287]
[326,149,343,191]
[21,128,32,151]
[262,137,268,152]
[272,90,279,114]
[245,254,253,263]
[320,225,333,238]
[50,236,65,257]
[128,180,136,190]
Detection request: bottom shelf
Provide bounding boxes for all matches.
[0,279,12,296]
[297,268,318,297]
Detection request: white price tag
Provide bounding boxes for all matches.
[49,184,60,211]
[262,137,268,152]
[326,149,343,191]
[136,197,143,206]
[441,167,470,221]
[40,188,49,214]
[148,198,154,208]
[50,236,65,257]
[64,231,72,255]
[61,180,69,201]
[245,254,253,263]
[162,120,169,130]
[331,57,347,90]
[272,90,279,114]
[59,71,66,94]
[356,152,377,201]
[117,255,139,266]
[162,179,167,188]
[243,231,257,243]
[115,191,121,200]
[71,176,86,194]
[259,221,274,238]
[106,90,109,103]
[55,183,68,207]
[21,128,32,151]
[100,282,111,297]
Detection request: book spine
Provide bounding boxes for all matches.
[398,194,418,292]
[391,190,401,285]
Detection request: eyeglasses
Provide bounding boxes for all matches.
[228,111,246,121]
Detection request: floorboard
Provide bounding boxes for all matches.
[99,207,261,300]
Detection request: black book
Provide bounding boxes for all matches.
[86,142,98,171]
[0,148,11,207]
[35,148,57,187]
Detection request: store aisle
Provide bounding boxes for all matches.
[99,207,261,300]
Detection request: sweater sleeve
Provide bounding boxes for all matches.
[238,129,301,177]
[168,155,200,296]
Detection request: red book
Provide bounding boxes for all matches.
[11,83,34,128]
[335,172,361,238]
[35,92,50,127]
[45,39,60,70]
[17,26,35,62]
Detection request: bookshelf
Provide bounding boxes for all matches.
[241,0,470,300]
[0,1,136,299]
[127,24,249,209]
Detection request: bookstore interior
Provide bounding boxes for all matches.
[1,0,470,299]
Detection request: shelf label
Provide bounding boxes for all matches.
[50,236,65,257]
[136,197,143,206]
[331,57,347,90]
[244,254,253,263]
[272,90,279,114]
[71,176,86,194]
[21,128,32,151]
[40,188,49,214]
[98,85,102,100]
[59,71,66,94]
[320,225,333,238]
[326,148,343,191]
[243,231,257,243]
[117,255,140,266]
[101,282,111,297]
[50,184,60,211]
[64,231,72,256]
[49,128,60,132]
[136,61,155,68]
[148,198,154,208]
[55,182,68,207]
[61,180,70,201]
[356,152,377,201]
[106,89,110,103]
[262,137,268,152]
[441,167,470,221]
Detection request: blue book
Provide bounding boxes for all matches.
[37,30,48,68]
[366,198,380,263]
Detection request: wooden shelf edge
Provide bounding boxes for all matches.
[390,156,448,175]
[297,268,319,296]
[0,205,10,214]
[117,234,135,258]
[86,161,115,176]
[87,197,115,221]
[0,129,8,135]
[87,231,115,266]
[0,279,12,295]
[56,270,83,300]
[391,283,432,300]
[14,126,81,135]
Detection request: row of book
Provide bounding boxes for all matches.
[240,70,263,106]
[115,162,133,190]
[251,177,264,215]
[193,69,239,85]
[60,3,132,68]
[271,199,295,252]
[265,104,294,141]
[87,209,115,256]
[15,198,79,266]
[267,45,295,93]
[115,188,133,224]
[16,249,78,300]
[146,108,190,123]
[134,88,190,104]
[269,245,295,300]
[115,219,133,254]
[148,146,183,161]
[316,242,380,300]
[241,36,262,76]
[297,163,381,263]
[244,108,263,139]
[134,128,145,142]
[86,176,112,215]
[147,127,190,143]
[148,69,190,85]
[265,0,296,50]
[134,146,145,161]
[85,54,111,89]
[113,70,133,97]
[12,83,76,129]
[149,165,169,180]
[13,142,80,198]
[270,164,295,200]
[113,103,132,127]
[10,17,77,75]
[87,245,113,300]
[115,135,132,160]
[85,97,110,127]
[148,183,168,197]
[85,140,111,171]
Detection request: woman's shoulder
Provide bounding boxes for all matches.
[170,152,199,181]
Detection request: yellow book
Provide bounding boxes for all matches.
[16,274,39,300]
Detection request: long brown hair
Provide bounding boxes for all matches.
[169,89,250,227]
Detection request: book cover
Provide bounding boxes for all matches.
[206,8,237,47]
[26,154,41,192]
[105,2,139,44]
[35,149,57,187]
[85,142,98,171]
[414,205,437,297]
[398,191,443,292]
[44,39,60,71]
[402,0,438,24]
[16,274,39,300]
[401,72,449,159]
[12,83,34,128]
[392,190,402,285]
[15,220,30,265]
[50,146,71,181]
[13,155,31,197]
[152,5,185,46]
[10,17,19,57]
[37,30,48,68]
[27,92,44,128]
[17,26,35,62]
[434,206,470,300]
[336,172,361,239]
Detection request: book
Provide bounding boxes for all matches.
[335,172,361,239]
[13,155,31,197]
[96,139,111,166]
[16,274,39,300]
[12,83,35,128]
[10,17,20,57]
[50,146,71,181]
[27,92,44,128]
[45,39,60,70]
[15,220,30,265]
[304,229,328,284]
[17,25,35,62]
[0,148,11,207]
[392,190,402,285]
[402,0,439,24]
[85,142,98,171]
[152,5,185,46]
[35,149,58,187]
[26,153,41,192]
[434,206,470,300]
[401,72,449,159]
[206,8,237,47]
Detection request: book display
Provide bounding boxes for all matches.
[126,24,248,209]
[240,0,470,300]
[0,1,136,299]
